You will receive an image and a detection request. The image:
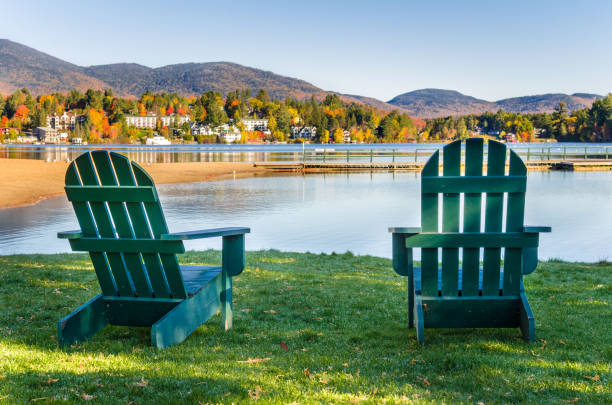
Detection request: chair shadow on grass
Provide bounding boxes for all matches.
[0,251,610,403]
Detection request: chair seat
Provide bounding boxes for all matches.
[180,265,222,296]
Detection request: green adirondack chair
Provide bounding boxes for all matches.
[389,138,550,344]
[57,151,250,349]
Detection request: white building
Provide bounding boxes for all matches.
[34,127,60,143]
[160,115,190,127]
[343,130,351,143]
[241,118,269,132]
[126,115,157,129]
[219,125,241,143]
[290,126,317,139]
[125,114,190,129]
[190,123,215,135]
[47,112,82,131]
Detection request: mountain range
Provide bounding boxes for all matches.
[387,89,603,118]
[0,39,605,118]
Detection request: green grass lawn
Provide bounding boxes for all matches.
[0,251,610,404]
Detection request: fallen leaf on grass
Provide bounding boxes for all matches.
[560,398,580,403]
[372,387,378,396]
[584,375,600,381]
[248,386,262,400]
[81,393,95,400]
[304,369,312,379]
[43,378,59,385]
[238,357,270,364]
[133,377,148,387]
[241,308,251,313]
[280,342,288,351]
[418,377,431,386]
[264,309,277,314]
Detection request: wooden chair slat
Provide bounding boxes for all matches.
[405,232,539,248]
[75,153,134,297]
[420,151,439,296]
[462,138,483,296]
[65,185,157,202]
[421,176,525,194]
[503,150,527,295]
[482,141,506,296]
[110,153,171,298]
[441,140,460,296]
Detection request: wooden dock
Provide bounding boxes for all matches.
[255,160,612,172]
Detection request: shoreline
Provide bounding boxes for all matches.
[0,159,268,209]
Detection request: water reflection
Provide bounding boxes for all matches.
[0,171,610,262]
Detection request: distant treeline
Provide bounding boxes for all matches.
[422,95,612,142]
[1,87,610,143]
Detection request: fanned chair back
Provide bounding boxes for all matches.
[65,151,187,300]
[417,138,528,298]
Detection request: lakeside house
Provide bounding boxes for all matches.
[290,126,317,139]
[190,123,215,135]
[125,114,190,129]
[343,130,351,143]
[145,135,171,145]
[46,112,85,131]
[241,118,269,134]
[0,127,21,136]
[218,124,241,143]
[33,126,60,143]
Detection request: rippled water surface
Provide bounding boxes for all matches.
[1,171,611,261]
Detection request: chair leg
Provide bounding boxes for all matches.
[151,277,221,349]
[408,273,414,328]
[58,294,109,346]
[221,270,233,331]
[414,293,425,344]
[519,292,535,342]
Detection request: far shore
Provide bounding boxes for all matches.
[0,159,268,209]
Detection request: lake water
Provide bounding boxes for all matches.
[1,171,611,262]
[2,142,612,164]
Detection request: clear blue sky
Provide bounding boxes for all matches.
[3,0,611,101]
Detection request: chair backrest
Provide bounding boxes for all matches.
[65,151,187,299]
[419,138,527,298]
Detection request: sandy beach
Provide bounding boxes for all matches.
[0,159,268,209]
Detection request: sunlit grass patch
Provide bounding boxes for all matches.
[0,251,610,403]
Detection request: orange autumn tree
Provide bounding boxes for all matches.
[14,105,29,120]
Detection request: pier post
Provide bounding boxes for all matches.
[527,148,530,161]
[370,149,373,163]
[584,147,587,159]
[414,149,418,162]
[563,147,566,160]
[346,149,350,162]
[392,149,395,163]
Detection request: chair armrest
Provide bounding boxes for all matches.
[388,227,422,235]
[58,230,83,239]
[160,227,250,240]
[391,230,418,277]
[523,226,551,233]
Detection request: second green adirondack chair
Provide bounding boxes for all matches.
[57,151,249,349]
[389,138,550,344]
